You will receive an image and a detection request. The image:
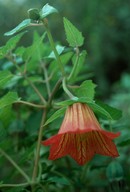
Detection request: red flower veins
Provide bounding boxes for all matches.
[42,103,120,165]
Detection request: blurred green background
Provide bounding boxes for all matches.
[0,0,130,98]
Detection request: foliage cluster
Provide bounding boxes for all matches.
[0,3,129,192]
[0,0,130,98]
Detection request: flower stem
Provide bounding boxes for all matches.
[0,148,30,183]
[15,100,45,108]
[0,182,37,188]
[24,75,47,104]
[80,163,90,182]
[62,78,75,99]
[48,78,62,106]
[31,79,62,186]
[42,19,65,77]
[41,61,51,97]
[6,54,46,105]
[32,109,47,182]
[109,119,113,132]
[68,47,80,82]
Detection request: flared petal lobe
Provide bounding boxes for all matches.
[42,103,120,165]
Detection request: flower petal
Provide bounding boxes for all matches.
[46,134,69,160]
[42,103,120,165]
[101,130,120,139]
[42,134,61,145]
[68,133,95,165]
[92,131,119,157]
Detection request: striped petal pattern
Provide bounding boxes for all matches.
[42,103,120,165]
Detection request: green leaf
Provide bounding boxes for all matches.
[44,107,66,126]
[71,98,115,120]
[56,97,121,120]
[23,76,43,86]
[15,46,25,57]
[96,101,122,120]
[63,17,84,47]
[87,102,112,119]
[0,106,13,127]
[4,75,22,89]
[40,4,58,19]
[0,32,26,58]
[71,50,87,79]
[0,122,7,141]
[118,138,130,146]
[0,70,13,88]
[22,32,46,63]
[19,144,35,164]
[47,176,70,185]
[48,45,65,59]
[75,98,122,120]
[73,80,96,101]
[9,119,24,133]
[49,52,73,77]
[4,19,31,36]
[0,92,19,109]
[32,31,47,59]
[55,98,78,107]
[5,31,26,49]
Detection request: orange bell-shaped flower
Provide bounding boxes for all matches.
[42,103,120,165]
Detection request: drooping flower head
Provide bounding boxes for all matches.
[42,103,120,165]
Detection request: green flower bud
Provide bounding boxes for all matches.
[106,161,124,182]
[28,8,40,21]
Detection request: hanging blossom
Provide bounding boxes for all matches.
[42,103,120,165]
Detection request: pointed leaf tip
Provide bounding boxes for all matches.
[63,17,84,47]
[96,101,122,120]
[40,4,58,19]
[44,107,66,126]
[4,19,31,36]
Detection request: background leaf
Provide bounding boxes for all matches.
[0,106,13,127]
[106,161,124,182]
[0,92,19,109]
[44,107,66,126]
[47,176,71,185]
[85,100,122,120]
[0,32,26,58]
[96,101,122,120]
[118,138,130,147]
[0,122,7,141]
[87,102,113,119]
[0,70,13,88]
